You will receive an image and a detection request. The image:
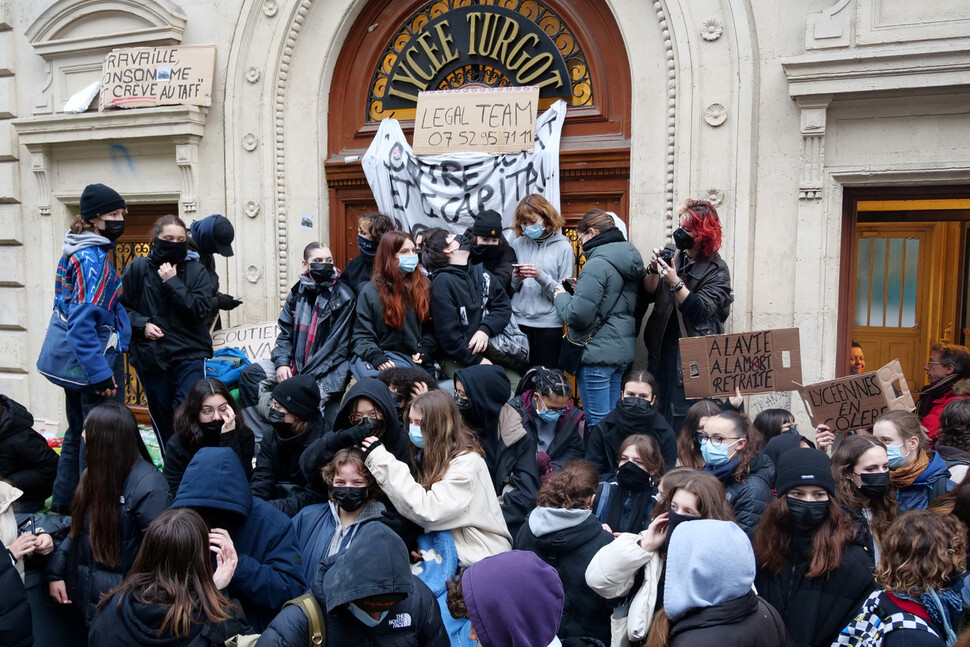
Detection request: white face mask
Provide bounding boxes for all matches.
[347,602,388,627]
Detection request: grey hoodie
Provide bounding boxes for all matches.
[527,506,593,537]
[510,232,575,327]
[62,230,111,256]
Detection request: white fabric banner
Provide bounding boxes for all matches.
[362,99,567,237]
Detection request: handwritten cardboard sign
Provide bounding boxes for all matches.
[100,45,216,110]
[797,359,915,432]
[679,328,802,398]
[413,86,539,155]
[211,322,279,363]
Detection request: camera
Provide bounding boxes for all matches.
[648,245,677,274]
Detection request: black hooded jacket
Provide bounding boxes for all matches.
[508,390,586,469]
[256,523,448,647]
[0,547,31,647]
[668,591,794,647]
[251,414,328,518]
[430,263,512,366]
[585,400,677,478]
[469,238,517,296]
[455,365,540,537]
[0,394,59,510]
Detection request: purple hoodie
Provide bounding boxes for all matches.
[462,550,564,647]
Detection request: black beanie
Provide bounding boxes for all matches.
[79,183,125,220]
[272,375,320,421]
[470,209,503,238]
[774,447,835,496]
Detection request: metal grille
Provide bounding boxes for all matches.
[110,242,152,406]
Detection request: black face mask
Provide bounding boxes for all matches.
[390,392,404,409]
[454,395,470,410]
[471,244,502,260]
[309,262,335,283]
[787,498,829,528]
[153,238,188,264]
[858,471,891,499]
[331,487,368,512]
[616,461,654,492]
[199,419,224,438]
[664,509,699,550]
[617,396,654,416]
[673,228,695,251]
[98,220,125,242]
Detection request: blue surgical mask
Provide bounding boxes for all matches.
[408,423,425,449]
[887,443,909,469]
[347,603,388,627]
[700,438,741,467]
[523,223,544,239]
[398,254,418,273]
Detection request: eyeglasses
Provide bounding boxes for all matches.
[200,403,231,417]
[926,361,945,366]
[536,394,567,414]
[695,433,740,446]
[349,413,382,424]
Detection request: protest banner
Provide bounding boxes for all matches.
[797,359,914,432]
[679,328,802,398]
[413,87,540,155]
[211,321,279,362]
[362,99,566,235]
[100,45,216,110]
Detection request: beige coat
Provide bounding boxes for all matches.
[365,444,512,566]
[0,482,24,578]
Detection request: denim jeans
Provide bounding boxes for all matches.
[138,357,206,450]
[578,364,626,427]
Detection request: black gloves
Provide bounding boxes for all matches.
[217,293,242,310]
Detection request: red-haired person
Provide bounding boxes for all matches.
[351,230,436,380]
[641,199,733,434]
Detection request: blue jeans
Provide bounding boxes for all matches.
[138,357,206,450]
[578,364,626,427]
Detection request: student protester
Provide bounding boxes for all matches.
[173,447,304,632]
[47,183,130,513]
[830,434,897,562]
[848,341,866,375]
[0,510,32,647]
[251,375,328,517]
[467,209,518,296]
[593,434,665,535]
[640,199,733,434]
[291,448,386,584]
[917,342,970,441]
[873,410,953,511]
[676,400,722,469]
[645,519,794,647]
[753,408,799,443]
[934,398,970,484]
[509,194,574,369]
[122,214,216,448]
[362,390,512,566]
[377,366,437,422]
[508,366,586,471]
[340,212,394,295]
[753,449,875,647]
[0,394,59,512]
[698,411,773,533]
[446,550,564,647]
[515,460,614,644]
[163,378,254,496]
[88,508,249,646]
[47,402,170,627]
[454,364,540,537]
[586,369,677,476]
[238,242,355,441]
[186,213,241,328]
[553,209,644,426]
[351,230,436,380]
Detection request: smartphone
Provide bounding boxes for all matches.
[561,277,576,294]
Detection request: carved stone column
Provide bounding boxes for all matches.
[174,135,201,215]
[26,145,51,216]
[796,95,832,201]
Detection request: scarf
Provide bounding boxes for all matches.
[897,586,963,645]
[917,374,962,418]
[890,449,930,489]
[601,481,656,534]
[581,226,626,254]
[291,270,341,371]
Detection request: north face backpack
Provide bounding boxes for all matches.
[833,590,940,646]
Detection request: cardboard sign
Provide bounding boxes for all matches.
[211,322,279,362]
[797,359,915,432]
[679,328,802,398]
[412,86,539,155]
[100,45,216,110]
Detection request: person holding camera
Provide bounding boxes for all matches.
[640,199,733,434]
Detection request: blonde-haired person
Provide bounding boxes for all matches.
[361,389,512,566]
[874,410,954,512]
[509,194,574,369]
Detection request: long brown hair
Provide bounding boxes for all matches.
[99,508,234,637]
[373,230,431,330]
[653,470,735,522]
[752,496,857,578]
[535,460,598,509]
[709,411,763,484]
[173,378,246,451]
[831,434,897,540]
[677,400,721,469]
[71,402,149,568]
[617,434,666,484]
[876,510,967,595]
[407,390,484,488]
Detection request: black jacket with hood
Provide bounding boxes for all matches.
[256,522,448,647]
[456,364,540,537]
[668,591,794,647]
[469,237,518,296]
[585,400,677,478]
[0,547,31,647]
[251,413,328,518]
[173,447,305,632]
[0,394,59,510]
[430,263,512,366]
[508,390,585,469]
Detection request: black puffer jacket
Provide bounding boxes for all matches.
[668,591,794,647]
[515,508,614,643]
[89,591,250,646]
[0,550,31,647]
[352,281,436,367]
[46,460,170,625]
[163,424,255,496]
[508,390,585,469]
[0,394,58,511]
[430,263,512,366]
[585,401,677,477]
[251,415,328,517]
[711,452,775,534]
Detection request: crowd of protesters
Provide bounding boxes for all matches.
[5,182,970,646]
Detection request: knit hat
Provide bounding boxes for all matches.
[79,183,125,220]
[774,447,835,496]
[272,375,320,421]
[470,209,503,238]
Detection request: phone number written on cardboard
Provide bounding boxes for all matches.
[425,129,534,147]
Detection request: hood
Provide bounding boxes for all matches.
[668,591,759,638]
[0,481,23,515]
[173,447,252,517]
[0,394,35,443]
[664,519,755,622]
[584,237,644,281]
[104,594,203,646]
[455,364,510,438]
[916,450,950,484]
[462,550,564,647]
[189,214,234,257]
[953,378,970,397]
[62,231,111,256]
[316,521,413,612]
[527,508,604,555]
[333,378,406,455]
